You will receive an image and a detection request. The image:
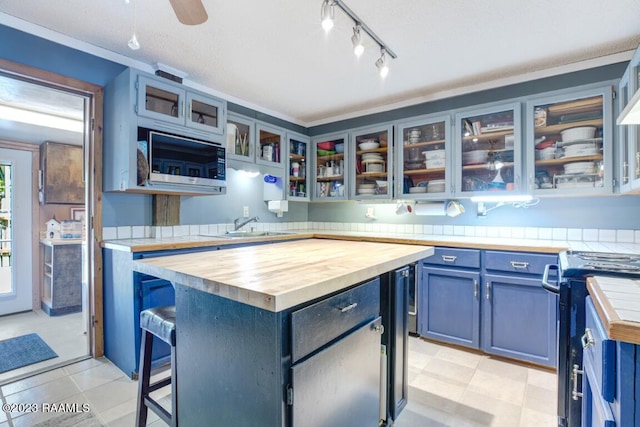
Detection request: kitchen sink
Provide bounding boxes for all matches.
[201,231,295,239]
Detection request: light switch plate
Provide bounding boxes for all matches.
[243,206,249,217]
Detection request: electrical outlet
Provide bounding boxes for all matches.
[243,206,249,218]
[366,207,374,217]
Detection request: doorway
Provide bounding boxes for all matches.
[0,65,101,384]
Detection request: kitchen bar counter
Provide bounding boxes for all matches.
[132,238,433,311]
[587,276,640,345]
[103,228,640,254]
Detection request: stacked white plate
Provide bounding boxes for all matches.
[357,183,376,195]
[563,161,596,175]
[462,150,488,165]
[409,187,427,194]
[562,143,599,158]
[423,149,445,160]
[427,179,446,193]
[536,147,557,160]
[425,159,446,169]
[362,153,383,161]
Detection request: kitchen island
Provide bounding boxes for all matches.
[132,238,433,427]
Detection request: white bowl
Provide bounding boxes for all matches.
[423,149,445,160]
[358,183,375,189]
[359,141,380,150]
[357,188,376,195]
[560,126,596,142]
[409,187,427,193]
[425,159,446,169]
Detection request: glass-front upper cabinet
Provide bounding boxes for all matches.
[624,47,640,192]
[350,124,393,199]
[137,75,185,126]
[525,86,613,195]
[286,132,310,201]
[311,132,349,200]
[395,115,450,198]
[136,75,225,135]
[185,92,225,135]
[255,122,285,169]
[226,113,255,163]
[455,103,522,197]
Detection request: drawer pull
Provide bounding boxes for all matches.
[486,282,491,300]
[339,302,358,313]
[510,261,530,269]
[372,324,385,334]
[441,255,457,263]
[572,364,583,400]
[473,279,479,299]
[581,328,595,349]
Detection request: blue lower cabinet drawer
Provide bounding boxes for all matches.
[290,278,380,363]
[484,251,557,276]
[584,296,616,403]
[424,247,480,269]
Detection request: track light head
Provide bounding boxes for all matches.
[351,25,364,56]
[375,48,389,78]
[321,0,335,32]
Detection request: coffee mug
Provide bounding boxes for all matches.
[396,201,413,215]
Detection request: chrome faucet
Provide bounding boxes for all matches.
[234,216,259,231]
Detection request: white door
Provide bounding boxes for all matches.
[0,148,32,315]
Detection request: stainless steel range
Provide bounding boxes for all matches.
[543,250,640,427]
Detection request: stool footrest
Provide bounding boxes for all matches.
[149,377,171,393]
[144,396,172,425]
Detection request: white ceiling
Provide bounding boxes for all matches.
[1,0,640,128]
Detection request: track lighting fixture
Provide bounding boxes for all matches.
[375,48,389,78]
[351,25,364,56]
[319,0,396,77]
[321,0,335,32]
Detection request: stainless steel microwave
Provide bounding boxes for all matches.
[146,130,226,191]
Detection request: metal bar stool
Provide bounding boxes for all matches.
[136,306,177,427]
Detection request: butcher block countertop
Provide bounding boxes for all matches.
[132,239,434,312]
[587,276,640,345]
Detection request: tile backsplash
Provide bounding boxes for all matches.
[102,222,640,244]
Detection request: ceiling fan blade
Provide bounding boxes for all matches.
[169,0,208,25]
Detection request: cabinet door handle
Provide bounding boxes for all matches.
[572,364,583,400]
[473,279,479,299]
[581,328,595,349]
[187,101,192,120]
[372,324,385,334]
[510,261,529,269]
[339,302,358,313]
[486,282,491,300]
[441,255,457,263]
[179,100,184,118]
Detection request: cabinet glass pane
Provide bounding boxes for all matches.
[190,99,218,128]
[227,119,252,160]
[288,138,308,198]
[531,95,604,192]
[258,129,282,165]
[634,124,640,182]
[399,120,446,196]
[619,81,631,185]
[145,85,180,119]
[314,138,345,198]
[354,130,390,197]
[459,109,515,194]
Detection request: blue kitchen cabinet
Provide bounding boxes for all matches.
[419,248,481,349]
[482,251,558,367]
[581,296,639,427]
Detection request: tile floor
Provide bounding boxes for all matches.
[0,336,557,426]
[0,310,89,385]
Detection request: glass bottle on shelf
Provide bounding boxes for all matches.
[457,106,519,196]
[396,117,449,197]
[256,124,284,168]
[352,127,392,199]
[530,94,604,193]
[312,135,347,200]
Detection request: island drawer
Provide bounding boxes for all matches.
[291,277,380,363]
[484,251,557,276]
[424,247,480,269]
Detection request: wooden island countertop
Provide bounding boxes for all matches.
[132,238,433,312]
[587,276,640,345]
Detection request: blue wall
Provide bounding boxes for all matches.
[3,23,639,230]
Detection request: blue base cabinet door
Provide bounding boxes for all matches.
[419,266,480,349]
[482,274,557,367]
[583,352,616,427]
